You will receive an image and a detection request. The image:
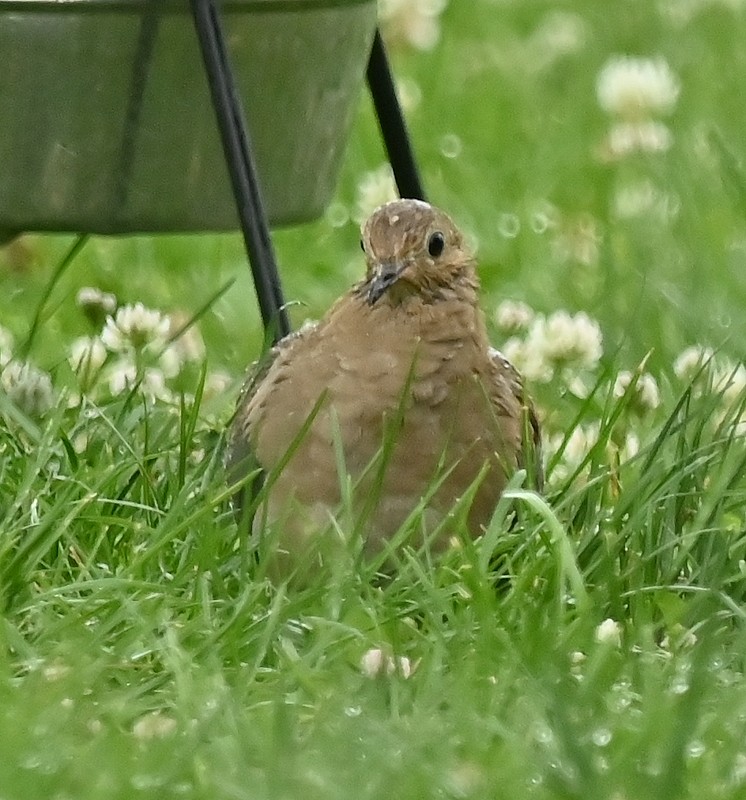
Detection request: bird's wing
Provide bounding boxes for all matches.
[489,347,543,491]
[225,323,318,519]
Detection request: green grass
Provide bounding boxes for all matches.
[4,1,746,797]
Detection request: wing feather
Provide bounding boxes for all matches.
[226,323,318,518]
[489,347,543,491]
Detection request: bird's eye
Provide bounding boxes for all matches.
[428,231,445,258]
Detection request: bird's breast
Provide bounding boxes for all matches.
[246,299,513,552]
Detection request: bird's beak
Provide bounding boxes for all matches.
[366,262,406,305]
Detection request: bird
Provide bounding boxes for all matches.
[227,198,541,576]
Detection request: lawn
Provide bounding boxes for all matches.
[3,1,746,798]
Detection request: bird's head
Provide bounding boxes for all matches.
[360,199,476,306]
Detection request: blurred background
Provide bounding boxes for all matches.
[2,0,746,385]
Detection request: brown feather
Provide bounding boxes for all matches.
[227,199,542,571]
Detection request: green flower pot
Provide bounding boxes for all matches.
[0,0,376,233]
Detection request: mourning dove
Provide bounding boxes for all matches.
[227,199,541,573]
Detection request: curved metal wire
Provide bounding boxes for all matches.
[190,0,291,343]
[189,7,424,341]
[366,30,426,203]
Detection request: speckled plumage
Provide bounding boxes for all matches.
[227,199,541,572]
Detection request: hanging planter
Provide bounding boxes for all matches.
[0,0,377,234]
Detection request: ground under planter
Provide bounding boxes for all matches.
[0,0,377,233]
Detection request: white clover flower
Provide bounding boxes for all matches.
[157,345,182,380]
[102,303,170,353]
[494,299,535,334]
[532,11,586,59]
[500,308,603,391]
[166,314,206,363]
[107,359,172,403]
[569,650,586,679]
[553,422,601,467]
[443,761,483,798]
[73,433,89,454]
[76,286,117,317]
[734,753,746,787]
[596,56,680,120]
[558,426,638,474]
[204,369,233,400]
[595,618,622,647]
[673,345,715,381]
[538,311,603,370]
[396,76,422,112]
[728,414,746,438]
[69,336,107,376]
[156,317,206,380]
[620,431,641,461]
[354,164,398,224]
[1,360,55,416]
[360,647,386,677]
[379,0,448,51]
[42,662,70,682]
[564,374,593,399]
[613,370,661,413]
[672,347,746,399]
[141,369,172,404]
[714,361,746,406]
[360,647,414,679]
[107,360,137,395]
[0,324,14,366]
[570,650,586,666]
[548,422,636,489]
[673,348,746,432]
[502,335,552,383]
[666,0,746,26]
[605,120,674,158]
[612,180,679,220]
[613,180,658,219]
[661,624,697,651]
[132,712,177,740]
[551,213,602,266]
